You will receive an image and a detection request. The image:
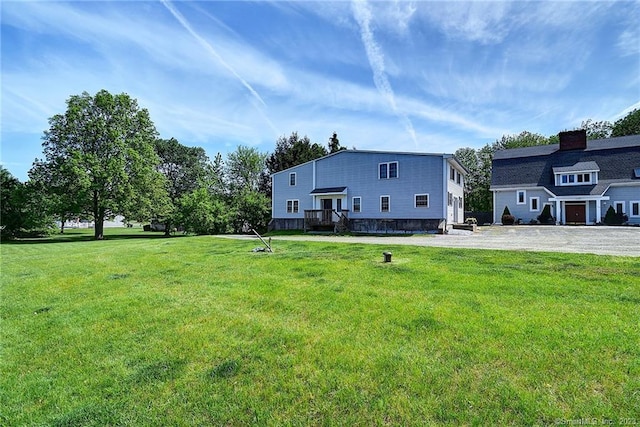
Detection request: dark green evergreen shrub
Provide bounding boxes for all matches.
[537,204,553,224]
[501,206,515,225]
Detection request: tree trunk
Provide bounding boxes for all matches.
[93,191,104,240]
[60,213,65,234]
[164,220,171,237]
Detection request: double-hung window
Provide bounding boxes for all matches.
[352,197,361,213]
[380,196,390,212]
[286,200,299,214]
[631,201,640,217]
[415,194,429,208]
[517,190,526,205]
[530,197,540,212]
[379,162,398,179]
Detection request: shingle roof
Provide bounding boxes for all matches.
[491,135,640,195]
[552,161,600,174]
[310,187,347,194]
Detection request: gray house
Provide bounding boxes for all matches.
[271,150,467,233]
[491,131,640,225]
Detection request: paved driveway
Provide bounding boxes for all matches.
[232,226,640,257]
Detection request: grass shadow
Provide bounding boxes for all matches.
[0,229,189,245]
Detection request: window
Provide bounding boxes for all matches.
[559,173,593,186]
[530,197,540,212]
[380,196,390,212]
[388,162,398,178]
[352,197,361,213]
[379,163,387,179]
[456,172,461,185]
[615,202,625,215]
[379,162,398,179]
[631,201,640,217]
[450,166,455,181]
[517,190,526,205]
[286,200,299,214]
[336,199,342,212]
[289,172,296,186]
[415,194,429,208]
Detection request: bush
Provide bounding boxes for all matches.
[537,204,554,224]
[603,206,627,225]
[501,206,515,225]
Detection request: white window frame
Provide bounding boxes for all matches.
[286,199,299,214]
[415,193,429,208]
[352,196,362,213]
[557,172,598,186]
[289,172,296,186]
[614,201,625,215]
[630,201,640,217]
[447,192,453,206]
[516,190,526,205]
[378,162,398,179]
[380,195,390,212]
[530,197,540,212]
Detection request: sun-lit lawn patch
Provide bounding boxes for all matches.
[1,230,639,425]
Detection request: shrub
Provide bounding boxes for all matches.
[603,206,627,225]
[501,206,515,225]
[537,204,554,224]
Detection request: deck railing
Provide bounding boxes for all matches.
[304,209,349,231]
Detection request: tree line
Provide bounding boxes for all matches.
[0,90,345,240]
[455,109,640,213]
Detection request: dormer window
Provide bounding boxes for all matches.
[553,162,599,187]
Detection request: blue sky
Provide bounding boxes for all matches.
[2,1,639,181]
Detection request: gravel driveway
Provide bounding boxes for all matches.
[227,226,640,257]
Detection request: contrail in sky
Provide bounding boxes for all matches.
[352,0,418,147]
[161,0,266,107]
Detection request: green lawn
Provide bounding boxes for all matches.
[1,229,639,425]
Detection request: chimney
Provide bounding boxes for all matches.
[558,129,587,151]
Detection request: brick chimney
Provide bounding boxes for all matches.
[558,129,587,151]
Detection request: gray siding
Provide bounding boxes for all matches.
[604,185,640,225]
[271,150,465,230]
[494,188,553,223]
[272,162,314,219]
[314,151,446,219]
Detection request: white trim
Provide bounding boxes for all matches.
[630,201,640,217]
[289,172,296,186]
[286,199,299,214]
[517,190,526,205]
[352,196,362,213]
[378,161,399,179]
[380,195,391,212]
[529,197,540,212]
[414,193,430,208]
[614,201,625,214]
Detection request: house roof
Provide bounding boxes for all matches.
[552,161,600,174]
[493,134,640,160]
[491,134,640,195]
[310,187,347,195]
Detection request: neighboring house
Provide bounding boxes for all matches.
[491,130,640,225]
[271,150,467,233]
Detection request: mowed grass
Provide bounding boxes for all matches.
[1,229,639,426]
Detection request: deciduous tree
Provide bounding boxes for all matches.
[612,108,640,137]
[155,137,210,235]
[35,90,169,240]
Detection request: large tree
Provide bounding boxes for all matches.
[35,90,168,240]
[580,119,613,140]
[155,137,210,235]
[0,167,54,239]
[262,132,328,197]
[225,145,271,232]
[612,108,640,137]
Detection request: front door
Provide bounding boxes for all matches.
[321,199,333,223]
[565,203,586,224]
